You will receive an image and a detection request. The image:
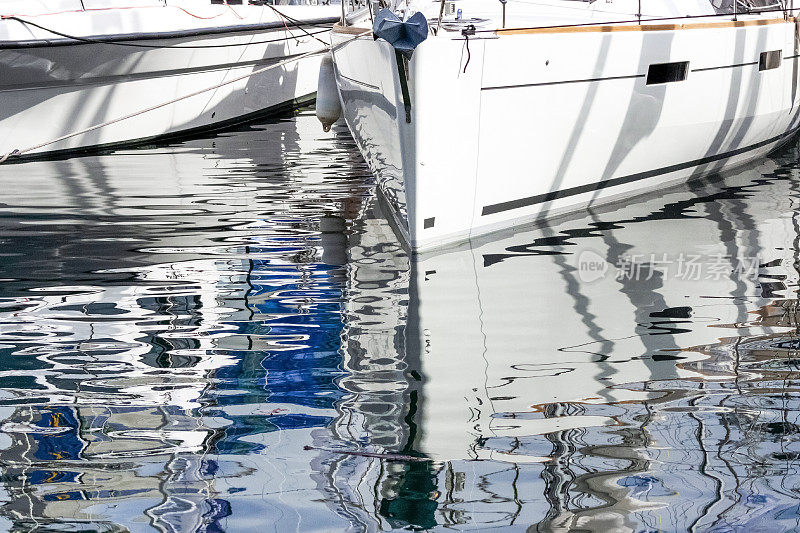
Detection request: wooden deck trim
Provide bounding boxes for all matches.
[497,17,789,35]
[332,23,371,35]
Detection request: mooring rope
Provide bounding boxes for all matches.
[0,29,372,164]
[1,12,332,49]
[262,4,332,46]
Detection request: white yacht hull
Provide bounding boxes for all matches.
[332,16,800,252]
[0,2,340,159]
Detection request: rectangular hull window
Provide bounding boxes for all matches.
[760,50,782,71]
[646,61,689,85]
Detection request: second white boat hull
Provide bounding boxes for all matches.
[0,3,340,159]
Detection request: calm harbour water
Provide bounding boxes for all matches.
[0,111,799,531]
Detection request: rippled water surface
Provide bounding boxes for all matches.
[2,112,800,531]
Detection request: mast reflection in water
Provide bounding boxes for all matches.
[0,112,798,531]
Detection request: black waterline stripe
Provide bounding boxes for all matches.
[0,54,306,92]
[1,93,316,164]
[692,60,758,72]
[481,125,800,216]
[0,16,339,49]
[482,73,644,91]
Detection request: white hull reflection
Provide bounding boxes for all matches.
[326,150,800,530]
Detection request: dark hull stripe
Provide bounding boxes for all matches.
[338,73,380,90]
[692,60,759,72]
[483,58,782,91]
[482,73,644,91]
[481,125,800,216]
[0,16,339,49]
[0,52,311,92]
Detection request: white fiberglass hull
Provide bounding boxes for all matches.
[0,2,340,159]
[332,13,800,252]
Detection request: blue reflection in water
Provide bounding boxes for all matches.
[210,260,347,454]
[30,408,84,462]
[201,499,232,533]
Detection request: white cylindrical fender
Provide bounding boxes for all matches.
[316,54,342,133]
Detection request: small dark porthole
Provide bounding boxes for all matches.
[760,50,782,71]
[646,61,689,85]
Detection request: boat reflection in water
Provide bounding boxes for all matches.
[330,142,800,531]
[0,113,373,531]
[0,113,799,530]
